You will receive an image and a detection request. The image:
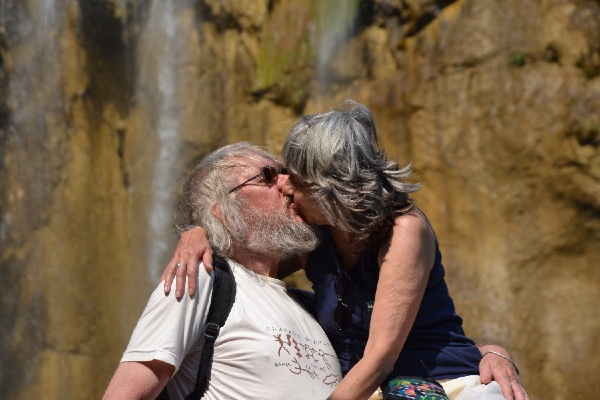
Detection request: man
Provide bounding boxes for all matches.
[103,142,342,400]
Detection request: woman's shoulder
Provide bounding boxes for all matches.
[379,209,436,262]
[393,208,430,233]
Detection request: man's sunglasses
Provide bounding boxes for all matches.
[228,165,288,194]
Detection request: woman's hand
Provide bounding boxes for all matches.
[160,228,213,298]
[478,344,528,400]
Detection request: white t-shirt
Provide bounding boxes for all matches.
[122,259,342,400]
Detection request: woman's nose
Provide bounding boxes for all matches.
[277,174,294,195]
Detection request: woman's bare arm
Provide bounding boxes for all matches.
[327,213,434,400]
[161,228,212,298]
[161,229,307,296]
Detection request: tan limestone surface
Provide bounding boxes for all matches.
[0,1,598,399]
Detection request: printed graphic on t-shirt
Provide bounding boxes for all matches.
[268,326,342,387]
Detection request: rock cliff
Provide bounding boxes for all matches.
[0,1,598,399]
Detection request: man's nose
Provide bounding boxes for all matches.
[277,174,294,195]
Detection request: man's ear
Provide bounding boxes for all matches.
[211,203,222,221]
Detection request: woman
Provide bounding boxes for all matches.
[163,100,526,400]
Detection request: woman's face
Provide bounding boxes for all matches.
[278,174,329,225]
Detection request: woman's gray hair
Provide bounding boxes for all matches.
[175,142,280,257]
[281,99,421,252]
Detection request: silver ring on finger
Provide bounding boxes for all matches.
[176,262,185,269]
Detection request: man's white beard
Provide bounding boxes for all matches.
[235,203,319,259]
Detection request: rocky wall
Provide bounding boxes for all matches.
[0,0,598,399]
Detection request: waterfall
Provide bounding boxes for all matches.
[0,0,65,394]
[7,0,64,177]
[1,0,66,258]
[137,0,194,281]
[315,0,360,91]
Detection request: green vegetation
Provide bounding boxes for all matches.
[509,52,526,67]
[253,0,361,107]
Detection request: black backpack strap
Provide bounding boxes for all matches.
[157,256,236,400]
[184,255,236,400]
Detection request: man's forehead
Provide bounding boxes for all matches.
[222,159,267,182]
[228,155,276,170]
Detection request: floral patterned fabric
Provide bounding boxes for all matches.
[383,377,449,400]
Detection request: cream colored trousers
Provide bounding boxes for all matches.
[441,375,504,400]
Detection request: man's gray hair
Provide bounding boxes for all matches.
[281,99,421,252]
[175,142,280,257]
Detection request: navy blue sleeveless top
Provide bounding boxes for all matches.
[304,211,481,385]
